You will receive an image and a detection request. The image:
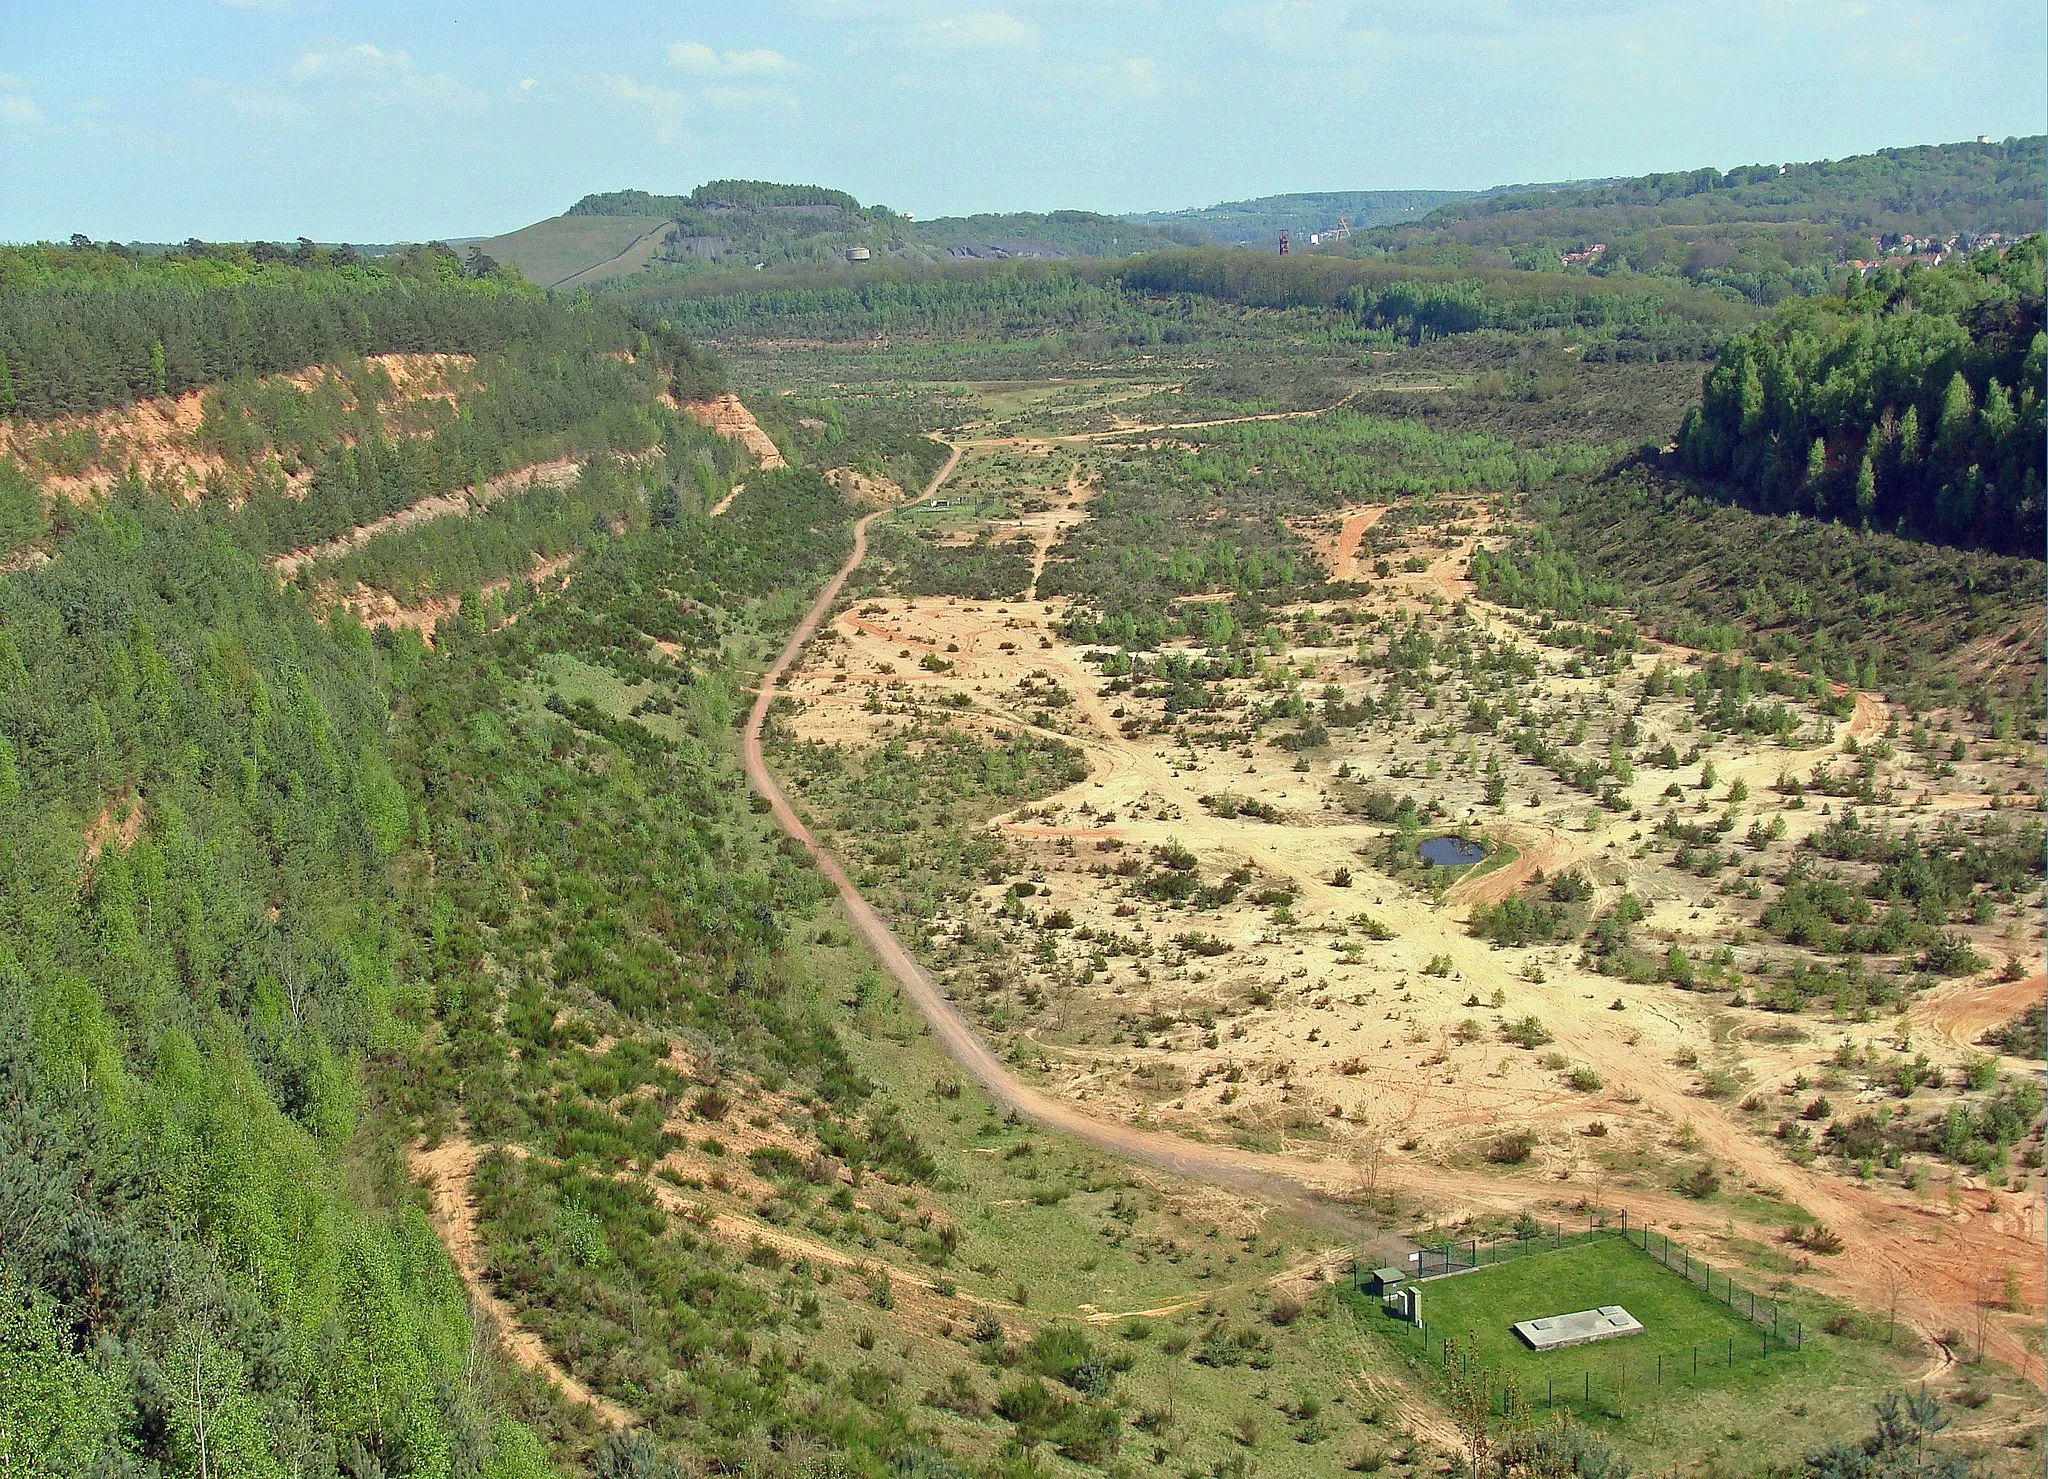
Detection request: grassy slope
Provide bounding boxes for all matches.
[475,215,671,288]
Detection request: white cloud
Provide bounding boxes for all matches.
[189,75,311,125]
[666,40,801,76]
[601,72,691,144]
[1120,57,1162,98]
[1219,2,1373,56]
[287,44,486,114]
[0,74,42,126]
[916,10,1037,50]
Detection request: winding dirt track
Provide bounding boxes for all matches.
[744,428,2046,1385]
[741,442,1385,1240]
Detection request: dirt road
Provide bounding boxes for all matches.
[742,443,1399,1241]
[749,427,2046,1383]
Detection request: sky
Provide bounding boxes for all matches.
[3,1,2043,244]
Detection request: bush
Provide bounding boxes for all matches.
[1486,1130,1537,1164]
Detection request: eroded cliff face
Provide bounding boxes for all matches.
[678,391,787,469]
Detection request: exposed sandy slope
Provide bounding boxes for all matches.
[681,393,787,468]
[331,552,577,641]
[408,1137,634,1428]
[707,482,745,519]
[81,791,146,862]
[0,353,473,503]
[272,457,582,579]
[824,465,903,509]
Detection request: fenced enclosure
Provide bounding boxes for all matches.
[1348,1214,1806,1418]
[1376,1209,1802,1347]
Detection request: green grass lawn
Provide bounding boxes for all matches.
[1367,1237,1813,1414]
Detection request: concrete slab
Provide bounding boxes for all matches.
[1513,1306,1644,1351]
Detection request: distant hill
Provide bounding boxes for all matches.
[470,180,1198,289]
[1120,184,1616,246]
[1352,137,2046,303]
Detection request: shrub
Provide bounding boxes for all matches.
[1486,1130,1537,1164]
[1678,1162,1721,1199]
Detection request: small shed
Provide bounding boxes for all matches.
[1365,1267,1406,1295]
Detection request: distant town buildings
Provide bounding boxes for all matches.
[1847,231,2019,277]
[1560,243,1608,266]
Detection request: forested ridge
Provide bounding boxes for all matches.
[1356,137,2045,305]
[631,251,1750,365]
[0,497,534,1475]
[0,246,884,1475]
[0,241,723,422]
[0,437,933,1472]
[1676,236,2045,553]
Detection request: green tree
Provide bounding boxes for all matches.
[1805,1391,1978,1478]
[0,1269,120,1476]
[1934,370,1976,456]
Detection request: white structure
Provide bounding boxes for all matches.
[1514,1306,1643,1351]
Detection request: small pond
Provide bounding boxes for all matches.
[1417,835,1487,868]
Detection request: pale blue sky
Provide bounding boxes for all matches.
[4,1,2043,243]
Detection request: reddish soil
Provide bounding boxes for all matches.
[680,393,787,468]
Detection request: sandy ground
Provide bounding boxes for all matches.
[759,428,2047,1385]
[1312,505,1390,582]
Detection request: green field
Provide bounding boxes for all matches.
[1366,1237,1813,1412]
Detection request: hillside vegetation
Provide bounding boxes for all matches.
[475,180,1199,290]
[0,240,723,423]
[1120,184,1616,244]
[1676,236,2045,554]
[1357,137,2045,305]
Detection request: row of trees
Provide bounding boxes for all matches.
[1112,248,1749,350]
[1676,237,2045,553]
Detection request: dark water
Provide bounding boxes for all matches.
[1417,835,1487,867]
